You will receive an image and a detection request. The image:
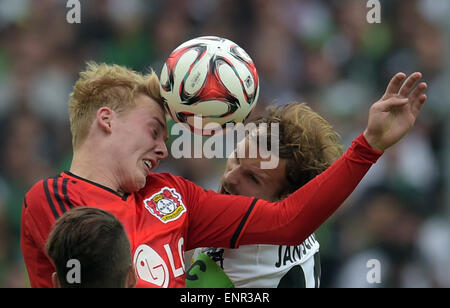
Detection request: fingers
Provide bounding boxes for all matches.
[377,75,427,118]
[407,81,427,117]
[398,72,422,97]
[376,96,409,112]
[410,82,427,100]
[419,94,427,104]
[411,93,427,117]
[384,73,406,97]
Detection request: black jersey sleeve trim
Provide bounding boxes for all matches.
[43,179,59,219]
[52,177,68,215]
[230,198,258,249]
[62,178,74,209]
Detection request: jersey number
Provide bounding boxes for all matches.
[277,252,321,288]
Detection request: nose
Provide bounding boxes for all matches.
[155,141,169,160]
[223,164,240,189]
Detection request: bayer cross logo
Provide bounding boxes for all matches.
[157,198,177,215]
[144,187,186,223]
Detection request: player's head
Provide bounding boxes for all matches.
[46,206,136,288]
[69,62,168,192]
[220,102,343,201]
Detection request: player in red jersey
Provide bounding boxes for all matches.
[21,62,427,287]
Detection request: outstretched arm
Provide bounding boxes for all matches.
[364,72,427,151]
[186,73,428,248]
[237,72,428,246]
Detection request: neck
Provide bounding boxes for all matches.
[70,144,122,194]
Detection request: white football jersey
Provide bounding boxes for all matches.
[193,234,321,288]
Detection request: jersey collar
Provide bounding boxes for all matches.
[63,171,130,201]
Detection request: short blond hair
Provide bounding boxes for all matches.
[69,62,163,149]
[254,102,343,197]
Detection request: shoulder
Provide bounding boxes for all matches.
[24,175,58,206]
[146,172,188,185]
[143,172,199,193]
[24,172,80,219]
[26,172,76,198]
[22,174,63,232]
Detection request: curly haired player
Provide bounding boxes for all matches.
[186,102,341,287]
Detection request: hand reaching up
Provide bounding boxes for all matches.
[364,72,427,151]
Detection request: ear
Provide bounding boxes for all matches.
[127,264,137,288]
[96,107,115,133]
[51,272,61,288]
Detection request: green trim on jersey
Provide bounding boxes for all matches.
[185,252,235,288]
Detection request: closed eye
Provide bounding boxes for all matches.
[149,118,168,141]
[248,173,259,184]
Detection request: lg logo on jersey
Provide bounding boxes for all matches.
[133,237,185,287]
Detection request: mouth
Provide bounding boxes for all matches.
[143,159,157,173]
[219,185,231,195]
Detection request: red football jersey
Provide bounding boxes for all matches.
[21,133,382,288]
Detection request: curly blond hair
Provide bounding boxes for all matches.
[254,102,343,198]
[69,62,163,149]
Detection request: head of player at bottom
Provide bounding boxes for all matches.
[45,207,137,288]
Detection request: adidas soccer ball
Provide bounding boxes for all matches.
[160,36,259,135]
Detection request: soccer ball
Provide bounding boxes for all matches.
[160,36,259,135]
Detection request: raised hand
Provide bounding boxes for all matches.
[364,72,427,151]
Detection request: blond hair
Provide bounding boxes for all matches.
[254,102,343,197]
[68,62,163,149]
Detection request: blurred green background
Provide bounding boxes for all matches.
[0,0,449,287]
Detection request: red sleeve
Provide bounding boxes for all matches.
[237,133,383,246]
[21,181,57,288]
[179,180,256,250]
[181,133,382,249]
[21,176,82,288]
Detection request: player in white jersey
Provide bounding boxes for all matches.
[186,102,343,288]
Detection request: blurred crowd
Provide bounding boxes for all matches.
[0,0,449,287]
